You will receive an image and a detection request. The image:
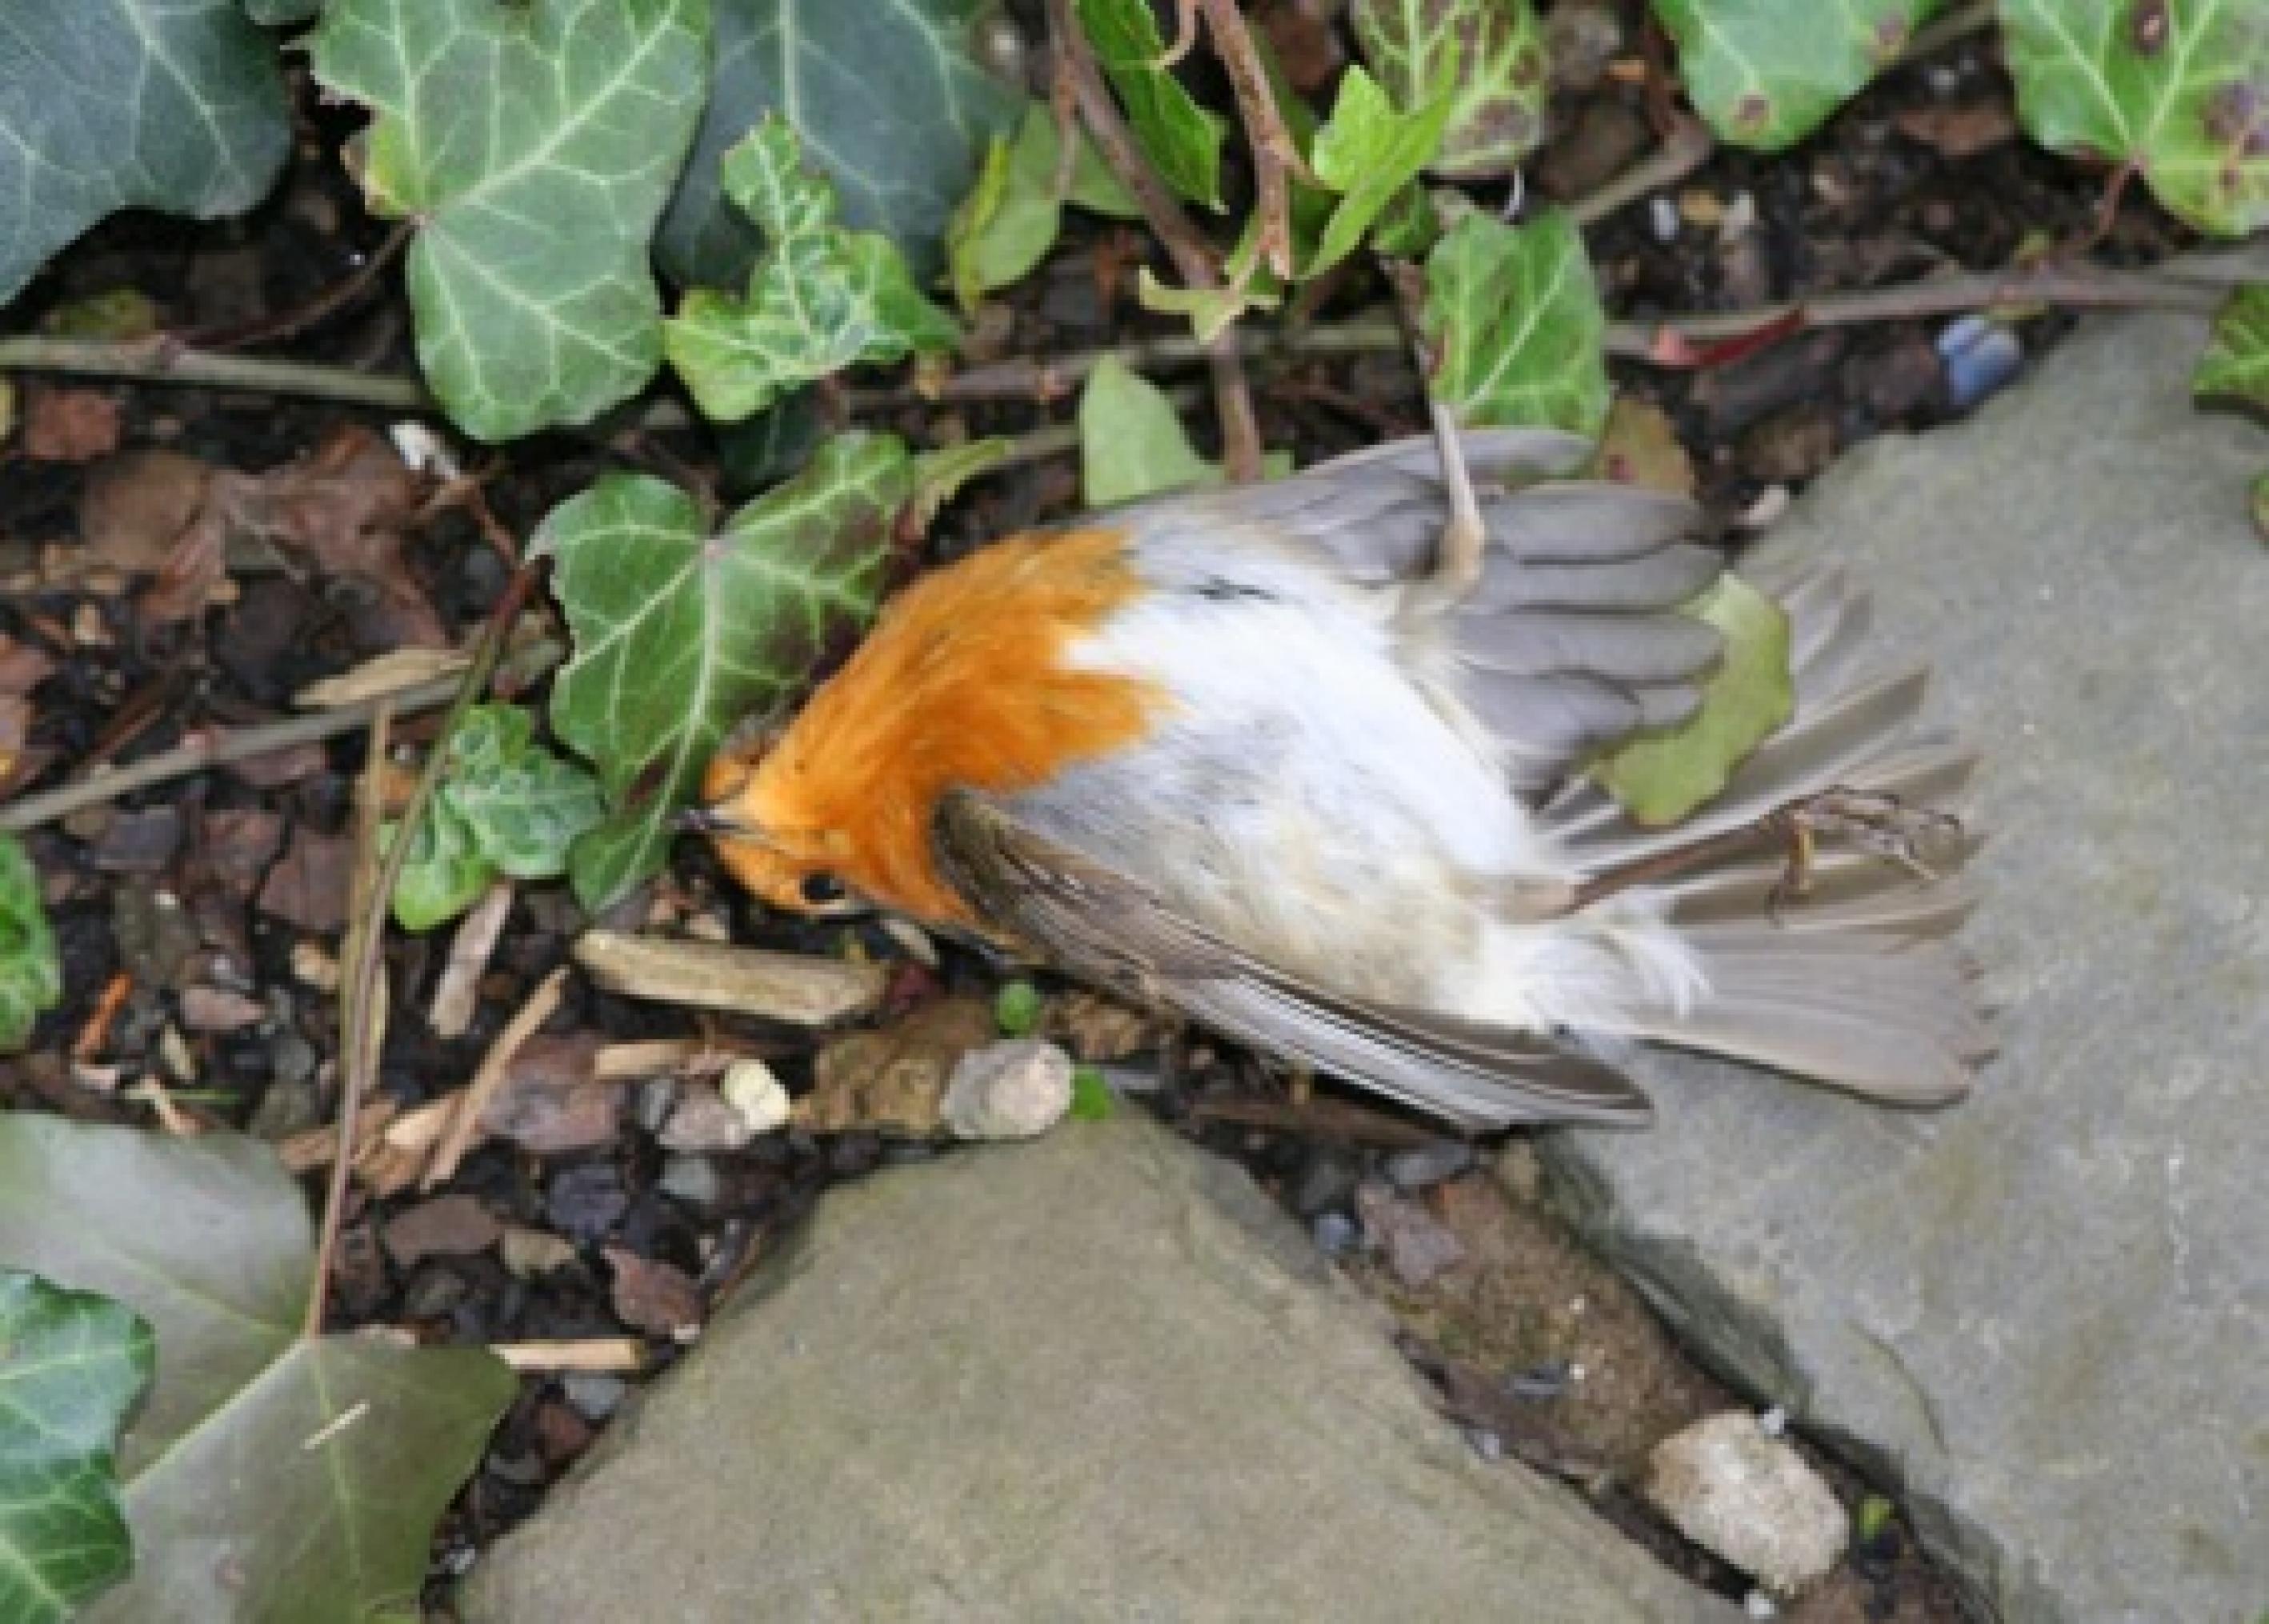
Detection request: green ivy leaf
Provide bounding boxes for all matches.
[1078,356,1223,506]
[1650,0,1933,150]
[947,102,1143,313]
[1591,574,1794,826]
[243,0,322,22]
[542,433,909,908]
[994,981,1043,1038]
[0,1118,514,1624]
[0,1,290,306]
[1135,266,1276,342]
[1423,209,1610,438]
[2197,285,2269,410]
[666,118,960,423]
[1308,67,1455,274]
[1349,0,1549,176]
[444,706,607,880]
[658,0,1018,290]
[310,0,710,441]
[2003,0,2269,236]
[0,834,62,1053]
[0,1273,154,1623]
[390,798,498,934]
[908,438,1014,532]
[1074,0,1227,206]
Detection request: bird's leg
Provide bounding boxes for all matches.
[1426,398,1489,602]
[1555,786,1962,918]
[1383,260,1487,609]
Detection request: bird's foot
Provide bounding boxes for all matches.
[1762,788,1963,917]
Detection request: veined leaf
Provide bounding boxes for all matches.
[0,1118,514,1624]
[1651,0,1935,150]
[1423,210,1610,438]
[2196,284,2269,411]
[1350,0,1549,176]
[947,101,1143,312]
[0,1,289,306]
[2003,0,2269,237]
[0,1273,153,1623]
[0,834,61,1053]
[541,433,909,907]
[1591,574,1794,826]
[658,0,1018,289]
[1309,66,1455,274]
[666,118,960,423]
[310,0,710,441]
[1074,0,1227,206]
[390,704,604,928]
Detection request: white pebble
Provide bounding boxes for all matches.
[1649,194,1681,243]
[942,1039,1074,1141]
[1644,1411,1849,1597]
[721,1058,792,1134]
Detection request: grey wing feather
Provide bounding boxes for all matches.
[931,791,1652,1130]
[1110,429,1727,795]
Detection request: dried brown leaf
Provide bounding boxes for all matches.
[22,385,122,461]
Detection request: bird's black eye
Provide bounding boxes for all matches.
[798,871,846,906]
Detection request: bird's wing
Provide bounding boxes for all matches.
[930,790,1651,1130]
[1112,429,1728,797]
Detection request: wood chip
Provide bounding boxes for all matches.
[429,878,514,1039]
[294,646,470,710]
[493,1338,649,1374]
[574,930,883,1025]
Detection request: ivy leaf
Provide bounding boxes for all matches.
[0,834,62,1053]
[0,1117,514,1624]
[947,102,1142,312]
[1074,0,1227,206]
[444,706,608,879]
[310,0,710,441]
[907,438,1014,531]
[1308,66,1455,274]
[1078,357,1223,506]
[1590,574,1795,826]
[1649,0,1934,150]
[390,798,498,934]
[0,1,290,306]
[1349,0,1549,177]
[2197,284,2269,410]
[666,118,960,424]
[0,1273,154,1623]
[1423,210,1611,438]
[243,0,322,22]
[2003,0,2269,236]
[658,0,1018,290]
[1135,265,1276,342]
[542,433,908,907]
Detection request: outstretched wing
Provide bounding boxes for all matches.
[1115,429,1727,796]
[931,791,1651,1130]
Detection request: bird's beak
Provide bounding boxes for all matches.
[674,802,738,835]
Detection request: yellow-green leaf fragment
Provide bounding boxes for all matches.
[1307,67,1455,274]
[0,834,61,1053]
[1590,574,1794,827]
[1078,357,1223,506]
[2195,284,2269,412]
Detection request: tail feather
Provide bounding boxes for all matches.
[1629,928,1988,1104]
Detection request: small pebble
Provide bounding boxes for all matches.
[658,1154,722,1208]
[660,1086,754,1153]
[546,1163,630,1242]
[1291,1150,1361,1217]
[634,1077,678,1135]
[1648,194,1681,243]
[1645,1411,1849,1597]
[498,1225,579,1278]
[1382,1141,1475,1194]
[290,939,341,992]
[1311,1211,1360,1257]
[721,1058,791,1135]
[1465,1427,1505,1462]
[1744,1591,1778,1620]
[941,1038,1074,1141]
[1937,314,2023,411]
[1507,1359,1572,1402]
[562,1374,626,1423]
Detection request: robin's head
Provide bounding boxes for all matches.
[688,738,863,917]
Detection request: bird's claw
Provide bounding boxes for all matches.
[1763,788,1963,919]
